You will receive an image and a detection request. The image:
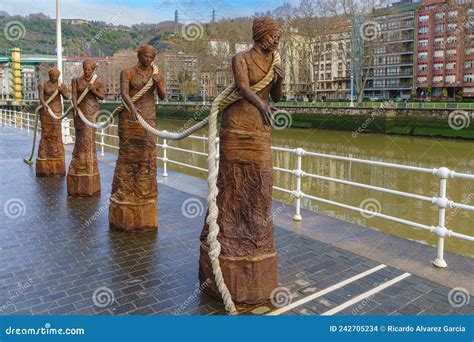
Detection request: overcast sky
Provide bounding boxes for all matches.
[0,0,299,26]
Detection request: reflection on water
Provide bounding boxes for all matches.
[94,118,474,258]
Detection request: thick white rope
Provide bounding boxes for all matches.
[133,65,211,140]
[75,75,121,130]
[206,51,281,314]
[74,65,207,139]
[43,81,71,121]
[23,86,65,164]
[24,76,99,164]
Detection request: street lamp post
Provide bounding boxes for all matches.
[56,0,72,144]
[350,73,354,108]
[56,0,63,81]
[202,80,206,105]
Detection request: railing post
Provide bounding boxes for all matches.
[293,148,304,221]
[27,112,30,133]
[61,118,74,144]
[13,109,17,128]
[432,167,453,268]
[100,129,105,156]
[20,111,23,130]
[215,137,220,169]
[162,131,168,177]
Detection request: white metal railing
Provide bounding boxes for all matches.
[156,100,474,110]
[2,108,473,268]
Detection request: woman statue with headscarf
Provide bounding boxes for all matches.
[109,44,166,231]
[36,68,69,177]
[199,17,284,304]
[67,60,105,196]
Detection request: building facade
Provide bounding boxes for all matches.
[313,24,352,101]
[414,0,474,99]
[364,0,420,100]
[96,51,135,100]
[156,51,199,101]
[0,64,12,100]
[279,27,314,100]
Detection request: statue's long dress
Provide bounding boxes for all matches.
[199,52,279,304]
[67,77,102,196]
[109,66,158,230]
[36,86,66,177]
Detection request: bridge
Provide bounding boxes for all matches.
[0,109,472,316]
[0,55,109,64]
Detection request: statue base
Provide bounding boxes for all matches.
[36,158,66,177]
[67,172,101,197]
[199,243,279,304]
[108,196,157,231]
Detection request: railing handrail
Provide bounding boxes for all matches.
[2,109,473,268]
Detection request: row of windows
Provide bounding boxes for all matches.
[419,36,458,47]
[419,23,458,34]
[418,63,457,71]
[419,11,459,23]
[417,75,457,83]
[418,74,474,83]
[418,49,457,59]
[319,72,350,80]
[372,67,412,76]
[372,79,403,87]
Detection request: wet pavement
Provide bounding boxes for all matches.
[0,125,473,316]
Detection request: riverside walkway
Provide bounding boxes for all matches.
[0,125,473,316]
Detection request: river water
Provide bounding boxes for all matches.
[99,118,474,258]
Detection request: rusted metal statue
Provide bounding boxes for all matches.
[109,45,166,231]
[67,61,105,196]
[36,68,69,177]
[199,17,284,304]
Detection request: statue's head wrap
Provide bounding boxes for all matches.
[83,60,97,70]
[137,44,157,57]
[252,17,281,43]
[48,67,60,79]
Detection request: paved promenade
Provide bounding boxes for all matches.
[0,126,472,316]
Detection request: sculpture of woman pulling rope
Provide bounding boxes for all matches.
[200,17,283,314]
[108,44,166,231]
[67,60,105,196]
[31,68,70,177]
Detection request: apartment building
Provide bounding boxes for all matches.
[280,27,314,100]
[0,64,12,100]
[364,0,420,100]
[313,22,352,101]
[96,51,135,100]
[155,51,199,101]
[414,0,474,98]
[22,67,38,100]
